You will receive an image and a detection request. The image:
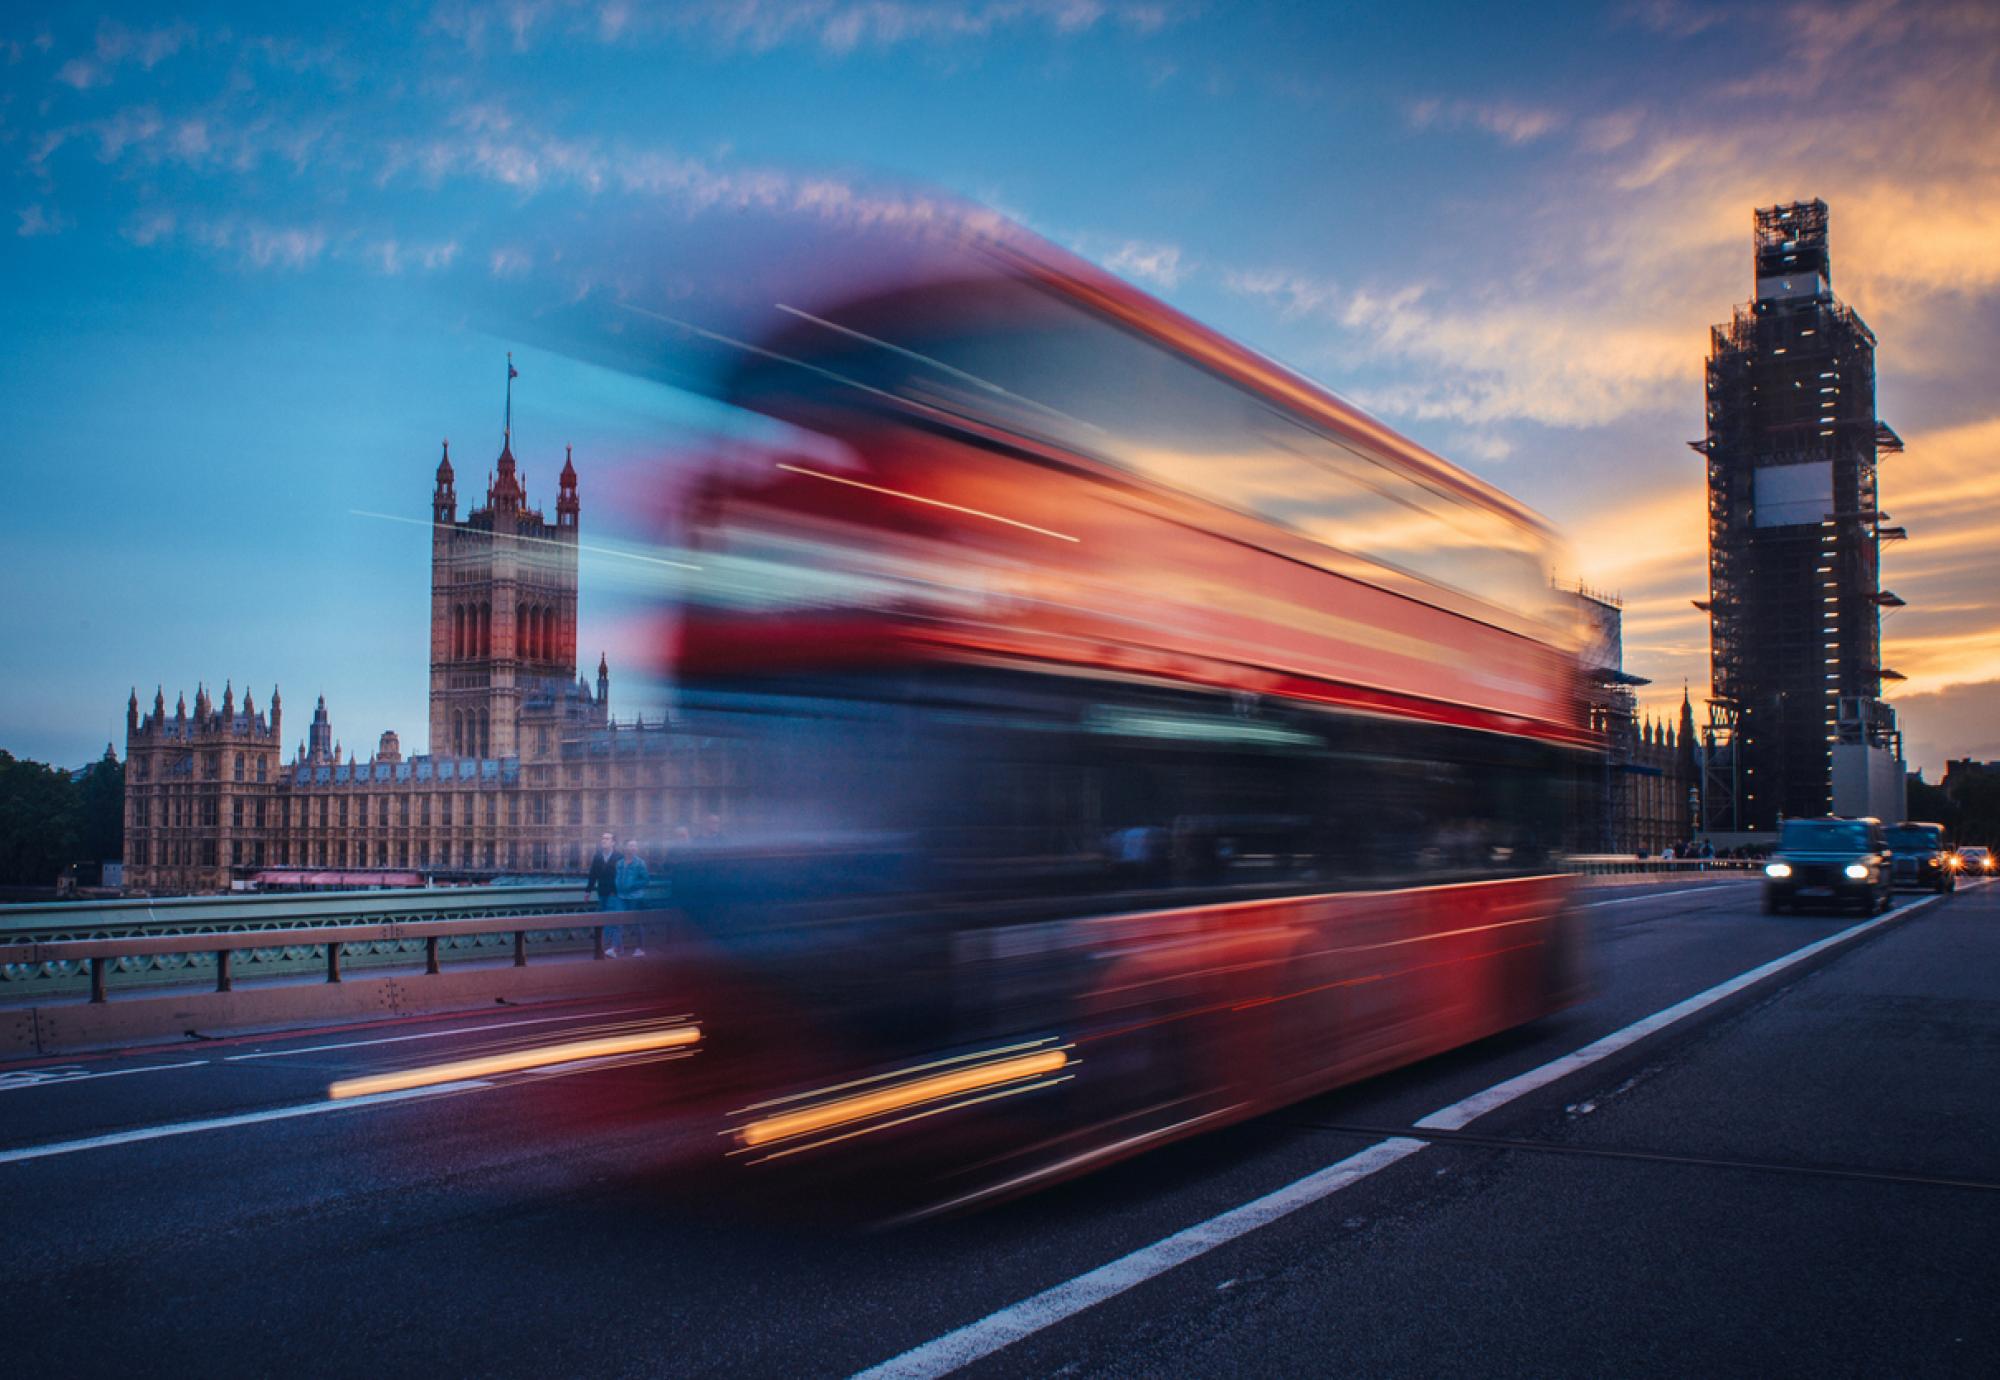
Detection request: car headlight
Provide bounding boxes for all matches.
[1765,862,1793,879]
[1844,863,1870,879]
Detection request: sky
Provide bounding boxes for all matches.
[3,0,1997,775]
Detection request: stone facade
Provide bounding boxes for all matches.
[1573,584,1699,856]
[122,432,728,895]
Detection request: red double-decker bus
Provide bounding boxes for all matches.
[656,217,1590,1209]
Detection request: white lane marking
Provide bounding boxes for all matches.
[1579,881,1757,909]
[1415,891,1933,1131]
[0,1060,208,1093]
[0,1080,492,1166]
[222,1006,663,1061]
[853,1138,1429,1380]
[853,889,1945,1379]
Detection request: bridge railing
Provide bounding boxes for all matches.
[1562,855,1760,877]
[0,884,600,1005]
[0,910,634,1007]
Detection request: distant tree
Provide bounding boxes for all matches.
[75,747,125,862]
[1951,774,2000,849]
[0,750,84,887]
[1906,775,1958,833]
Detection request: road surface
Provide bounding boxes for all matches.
[4,877,1995,1377]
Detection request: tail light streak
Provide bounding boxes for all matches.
[731,1041,1074,1163]
[327,1023,701,1100]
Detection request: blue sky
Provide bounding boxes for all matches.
[5,0,1998,772]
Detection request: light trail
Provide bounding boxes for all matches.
[738,1048,1070,1149]
[327,1025,700,1100]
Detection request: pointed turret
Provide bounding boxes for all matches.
[596,650,609,711]
[271,686,282,741]
[127,688,139,735]
[434,439,457,523]
[557,444,579,529]
[490,433,524,516]
[308,694,333,763]
[175,691,187,721]
[222,680,235,719]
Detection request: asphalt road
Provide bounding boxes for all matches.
[4,875,1996,1378]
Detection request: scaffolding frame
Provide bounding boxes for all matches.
[1699,200,1901,832]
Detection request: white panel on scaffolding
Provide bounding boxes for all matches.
[1754,460,1834,528]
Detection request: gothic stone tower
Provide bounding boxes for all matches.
[123,681,283,893]
[428,432,580,759]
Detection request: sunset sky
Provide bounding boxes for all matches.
[4,0,1997,774]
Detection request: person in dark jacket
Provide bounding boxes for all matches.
[586,831,622,954]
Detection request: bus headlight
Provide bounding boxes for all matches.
[1844,863,1870,880]
[1765,862,1792,879]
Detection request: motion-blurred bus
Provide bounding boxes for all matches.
[653,218,1590,1210]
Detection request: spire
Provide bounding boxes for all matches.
[176,691,186,719]
[270,685,282,739]
[434,439,458,523]
[127,688,139,733]
[490,433,523,513]
[557,443,579,527]
[222,680,235,718]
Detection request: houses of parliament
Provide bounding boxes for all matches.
[121,427,727,895]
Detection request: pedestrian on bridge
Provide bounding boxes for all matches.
[615,838,652,957]
[587,831,623,956]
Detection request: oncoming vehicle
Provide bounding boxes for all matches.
[1959,845,1994,877]
[1763,817,1893,915]
[1886,821,1957,893]
[649,214,1593,1207]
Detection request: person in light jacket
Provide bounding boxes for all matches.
[613,838,652,957]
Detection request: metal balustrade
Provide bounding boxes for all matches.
[1562,855,1759,876]
[0,910,630,1006]
[0,884,601,1003]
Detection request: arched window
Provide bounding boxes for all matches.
[451,606,462,660]
[480,602,492,657]
[452,710,463,755]
[516,606,527,661]
[536,606,548,661]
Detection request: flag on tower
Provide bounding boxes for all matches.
[509,360,519,379]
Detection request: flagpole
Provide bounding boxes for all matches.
[505,352,513,439]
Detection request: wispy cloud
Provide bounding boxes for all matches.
[16,203,70,237]
[1406,97,1565,145]
[51,18,197,91]
[1101,239,1188,288]
[426,0,1190,56]
[118,209,329,270]
[367,238,462,274]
